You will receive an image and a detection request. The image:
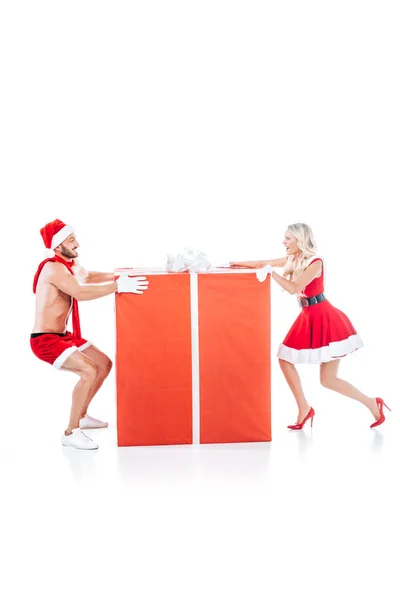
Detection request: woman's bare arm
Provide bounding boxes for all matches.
[271,260,322,295]
[229,257,287,269]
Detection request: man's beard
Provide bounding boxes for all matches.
[60,244,78,259]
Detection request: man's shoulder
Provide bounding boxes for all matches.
[40,260,70,281]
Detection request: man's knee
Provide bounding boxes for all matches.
[105,357,113,376]
[103,357,113,379]
[98,357,113,380]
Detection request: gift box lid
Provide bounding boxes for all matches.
[114,266,258,275]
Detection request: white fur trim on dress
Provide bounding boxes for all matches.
[51,224,75,249]
[278,333,363,365]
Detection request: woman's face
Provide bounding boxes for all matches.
[283,230,299,256]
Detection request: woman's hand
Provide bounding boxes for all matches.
[256,265,274,282]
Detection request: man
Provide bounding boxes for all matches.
[31,219,149,450]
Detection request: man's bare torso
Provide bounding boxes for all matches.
[33,263,73,333]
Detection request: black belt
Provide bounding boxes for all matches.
[298,293,326,308]
[30,332,67,338]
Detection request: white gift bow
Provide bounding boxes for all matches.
[166,247,213,273]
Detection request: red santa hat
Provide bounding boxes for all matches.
[40,219,75,257]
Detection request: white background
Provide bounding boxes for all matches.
[1,1,399,599]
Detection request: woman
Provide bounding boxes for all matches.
[230,223,390,429]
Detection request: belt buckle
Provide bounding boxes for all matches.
[298,297,308,308]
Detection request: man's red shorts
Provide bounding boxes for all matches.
[30,331,92,369]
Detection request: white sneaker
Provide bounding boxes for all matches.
[79,414,109,429]
[62,428,99,450]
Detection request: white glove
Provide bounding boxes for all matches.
[116,273,149,294]
[256,265,273,283]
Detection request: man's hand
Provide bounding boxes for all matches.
[116,273,149,294]
[256,265,274,283]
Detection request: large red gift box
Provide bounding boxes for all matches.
[115,269,271,446]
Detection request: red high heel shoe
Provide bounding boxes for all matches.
[370,398,391,428]
[287,407,315,430]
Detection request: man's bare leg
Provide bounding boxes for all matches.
[61,351,98,434]
[80,346,112,420]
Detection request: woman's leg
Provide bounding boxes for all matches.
[319,359,380,419]
[279,358,311,423]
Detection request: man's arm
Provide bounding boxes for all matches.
[71,263,114,284]
[86,271,115,284]
[47,263,117,300]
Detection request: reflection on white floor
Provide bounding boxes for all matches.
[1,366,399,600]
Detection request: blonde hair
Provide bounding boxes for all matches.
[283,223,317,281]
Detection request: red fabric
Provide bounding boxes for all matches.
[283,300,358,351]
[40,219,67,249]
[30,331,89,366]
[284,258,358,351]
[301,258,324,297]
[33,256,81,339]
